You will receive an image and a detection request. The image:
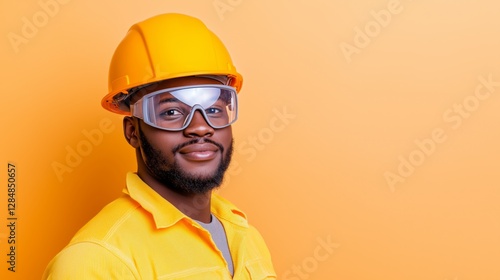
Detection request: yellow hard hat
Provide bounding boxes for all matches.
[101,13,243,115]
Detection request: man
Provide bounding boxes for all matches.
[43,13,276,279]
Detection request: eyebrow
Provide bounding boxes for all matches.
[158,97,179,104]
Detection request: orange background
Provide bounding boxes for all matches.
[1,0,500,279]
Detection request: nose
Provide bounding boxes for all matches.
[183,109,214,137]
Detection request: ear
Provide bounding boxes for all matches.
[123,116,140,148]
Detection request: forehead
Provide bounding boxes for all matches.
[130,76,223,104]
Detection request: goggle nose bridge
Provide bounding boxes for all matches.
[181,104,213,128]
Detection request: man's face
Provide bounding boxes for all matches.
[131,77,234,195]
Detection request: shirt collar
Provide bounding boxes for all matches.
[123,172,248,229]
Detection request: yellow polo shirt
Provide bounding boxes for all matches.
[43,173,276,279]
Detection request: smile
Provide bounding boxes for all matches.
[178,143,219,161]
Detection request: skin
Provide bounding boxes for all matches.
[123,77,233,223]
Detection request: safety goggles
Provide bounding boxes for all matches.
[131,84,238,131]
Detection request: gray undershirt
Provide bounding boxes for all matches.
[196,214,234,276]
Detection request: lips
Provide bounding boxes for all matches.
[177,143,219,161]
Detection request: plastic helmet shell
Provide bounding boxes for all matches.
[102,13,243,115]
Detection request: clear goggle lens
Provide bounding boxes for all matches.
[131,85,238,131]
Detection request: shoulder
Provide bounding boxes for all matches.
[246,225,273,258]
[43,196,148,279]
[70,195,149,243]
[42,241,138,279]
[241,225,277,279]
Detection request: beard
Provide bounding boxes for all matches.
[138,125,233,195]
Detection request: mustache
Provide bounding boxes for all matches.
[172,138,225,154]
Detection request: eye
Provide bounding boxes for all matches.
[159,108,183,119]
[205,107,222,114]
[164,109,182,115]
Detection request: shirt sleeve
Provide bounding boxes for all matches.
[42,242,138,280]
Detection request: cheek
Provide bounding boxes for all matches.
[143,131,180,159]
[153,137,177,154]
[216,127,233,152]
